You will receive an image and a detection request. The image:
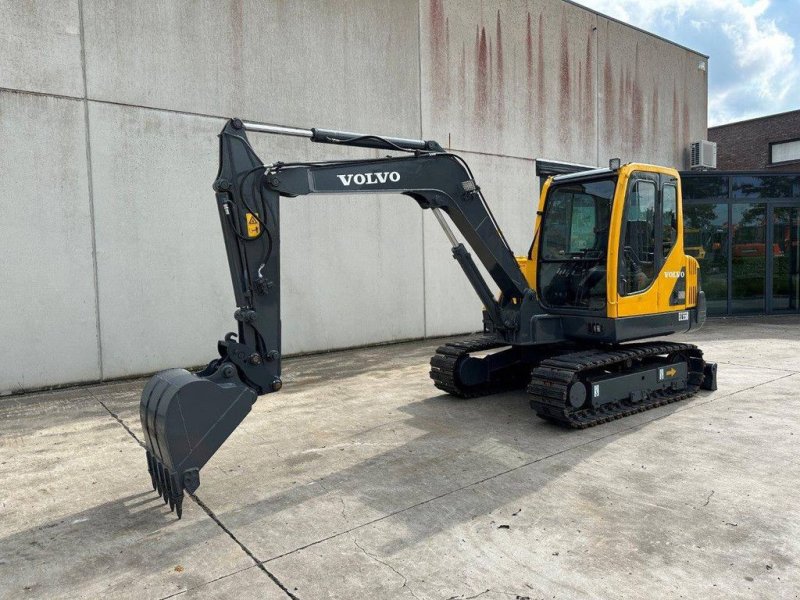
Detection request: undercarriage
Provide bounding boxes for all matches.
[430,336,717,428]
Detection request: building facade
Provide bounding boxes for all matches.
[0,0,708,393]
[708,110,800,171]
[681,172,800,316]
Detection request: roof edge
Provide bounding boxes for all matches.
[709,108,800,129]
[562,0,709,59]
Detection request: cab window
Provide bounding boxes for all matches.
[662,184,678,259]
[538,178,615,311]
[620,179,656,295]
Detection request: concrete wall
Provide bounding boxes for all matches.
[0,0,708,393]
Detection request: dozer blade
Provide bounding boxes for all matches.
[140,368,257,518]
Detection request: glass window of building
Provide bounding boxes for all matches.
[770,139,800,164]
[772,207,800,311]
[684,203,728,314]
[731,203,766,313]
[682,176,728,200]
[732,176,793,199]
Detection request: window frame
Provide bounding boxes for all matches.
[769,137,800,166]
[535,176,617,314]
[618,172,663,297]
[661,182,679,261]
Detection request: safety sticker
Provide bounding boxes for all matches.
[246,213,261,238]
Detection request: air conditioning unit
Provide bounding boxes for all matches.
[689,140,717,170]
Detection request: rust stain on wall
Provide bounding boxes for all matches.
[526,12,533,86]
[537,14,545,116]
[459,41,466,108]
[526,11,534,129]
[445,17,451,100]
[672,82,680,150]
[632,44,643,151]
[559,12,572,145]
[682,88,691,147]
[496,10,504,126]
[475,25,489,119]
[578,62,584,143]
[429,0,446,108]
[489,37,493,93]
[620,67,629,153]
[584,32,594,141]
[604,50,615,145]
[651,86,659,140]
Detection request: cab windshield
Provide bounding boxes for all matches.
[538,177,616,311]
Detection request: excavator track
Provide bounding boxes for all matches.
[528,341,706,428]
[429,335,532,398]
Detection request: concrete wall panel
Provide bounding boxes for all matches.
[0,1,84,97]
[88,104,425,377]
[424,151,538,337]
[595,17,708,168]
[82,0,421,135]
[420,0,600,164]
[88,103,229,378]
[420,0,708,170]
[0,92,99,392]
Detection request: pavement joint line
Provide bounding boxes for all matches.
[260,370,797,564]
[189,493,300,600]
[92,395,145,448]
[84,393,299,599]
[156,564,258,600]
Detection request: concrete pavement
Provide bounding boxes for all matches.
[1,317,799,599]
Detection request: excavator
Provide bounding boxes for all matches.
[140,118,717,517]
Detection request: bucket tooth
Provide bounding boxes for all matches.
[139,367,257,518]
[159,463,169,504]
[165,467,174,509]
[146,451,157,491]
[154,461,163,497]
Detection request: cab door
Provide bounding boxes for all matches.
[614,170,686,317]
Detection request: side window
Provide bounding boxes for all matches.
[541,194,569,259]
[620,180,656,295]
[569,196,597,252]
[662,184,678,259]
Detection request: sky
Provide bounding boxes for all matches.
[573,0,800,126]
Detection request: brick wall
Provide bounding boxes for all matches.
[708,110,800,171]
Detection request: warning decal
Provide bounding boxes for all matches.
[246,213,261,238]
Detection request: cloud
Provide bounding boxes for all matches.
[573,0,799,125]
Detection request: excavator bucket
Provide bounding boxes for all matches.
[140,366,257,517]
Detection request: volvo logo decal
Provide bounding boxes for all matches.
[336,172,401,186]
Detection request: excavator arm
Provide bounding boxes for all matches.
[140,118,540,516]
